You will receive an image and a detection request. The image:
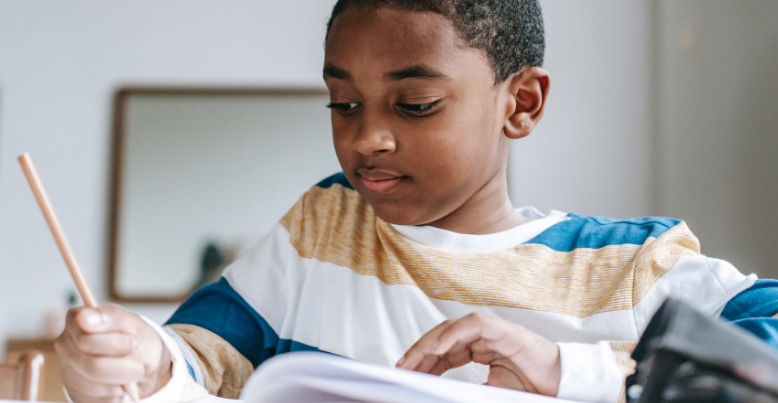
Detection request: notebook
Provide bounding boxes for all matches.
[190,351,584,403]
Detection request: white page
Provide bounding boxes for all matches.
[241,352,584,403]
[270,375,447,403]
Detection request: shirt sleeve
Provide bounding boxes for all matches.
[632,255,757,335]
[558,222,758,403]
[160,218,297,397]
[720,278,778,350]
[556,341,635,403]
[164,323,254,398]
[557,279,778,403]
[136,318,210,403]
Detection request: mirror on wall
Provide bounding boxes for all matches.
[109,87,339,302]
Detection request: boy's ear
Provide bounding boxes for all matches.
[503,67,550,140]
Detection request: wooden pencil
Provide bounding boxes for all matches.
[18,152,141,403]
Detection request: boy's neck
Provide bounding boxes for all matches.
[424,169,526,235]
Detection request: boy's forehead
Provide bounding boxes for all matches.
[324,5,483,81]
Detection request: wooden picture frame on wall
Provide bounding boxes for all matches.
[108,86,332,303]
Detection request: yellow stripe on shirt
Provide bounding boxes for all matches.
[281,184,700,318]
[167,324,254,398]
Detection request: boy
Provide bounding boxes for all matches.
[56,1,778,402]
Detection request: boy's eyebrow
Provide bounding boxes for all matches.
[323,63,352,81]
[322,63,451,81]
[384,65,451,81]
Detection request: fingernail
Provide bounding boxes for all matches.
[431,341,440,352]
[84,310,103,327]
[396,356,405,367]
[131,338,139,350]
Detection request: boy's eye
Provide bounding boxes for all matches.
[397,101,440,117]
[326,102,360,114]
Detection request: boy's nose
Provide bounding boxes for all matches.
[351,123,397,156]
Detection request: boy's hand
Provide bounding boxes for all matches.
[396,313,561,397]
[55,304,173,403]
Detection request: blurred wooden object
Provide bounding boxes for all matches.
[5,339,66,402]
[0,349,44,401]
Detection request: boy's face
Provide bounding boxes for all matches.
[324,5,516,227]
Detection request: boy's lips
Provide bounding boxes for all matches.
[357,168,407,194]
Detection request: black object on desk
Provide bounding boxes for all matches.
[626,298,778,403]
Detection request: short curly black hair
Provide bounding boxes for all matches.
[325,0,544,84]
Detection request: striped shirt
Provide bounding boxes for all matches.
[149,173,777,403]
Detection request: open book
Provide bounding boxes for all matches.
[194,351,583,403]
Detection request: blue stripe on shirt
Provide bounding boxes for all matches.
[721,279,778,350]
[165,277,322,368]
[524,214,683,252]
[316,172,354,190]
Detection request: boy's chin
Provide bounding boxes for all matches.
[370,203,429,227]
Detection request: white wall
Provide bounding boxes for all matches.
[510,0,656,219]
[656,0,778,278]
[518,0,778,280]
[0,0,338,354]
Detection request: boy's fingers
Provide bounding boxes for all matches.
[74,308,105,332]
[398,314,530,374]
[428,358,450,377]
[424,342,471,376]
[396,320,451,370]
[64,351,145,385]
[74,332,137,357]
[74,304,141,334]
[412,353,443,374]
[59,360,126,399]
[435,343,474,374]
[432,313,513,356]
[65,306,82,324]
[58,358,133,403]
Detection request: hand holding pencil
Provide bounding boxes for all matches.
[18,153,173,403]
[56,304,172,403]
